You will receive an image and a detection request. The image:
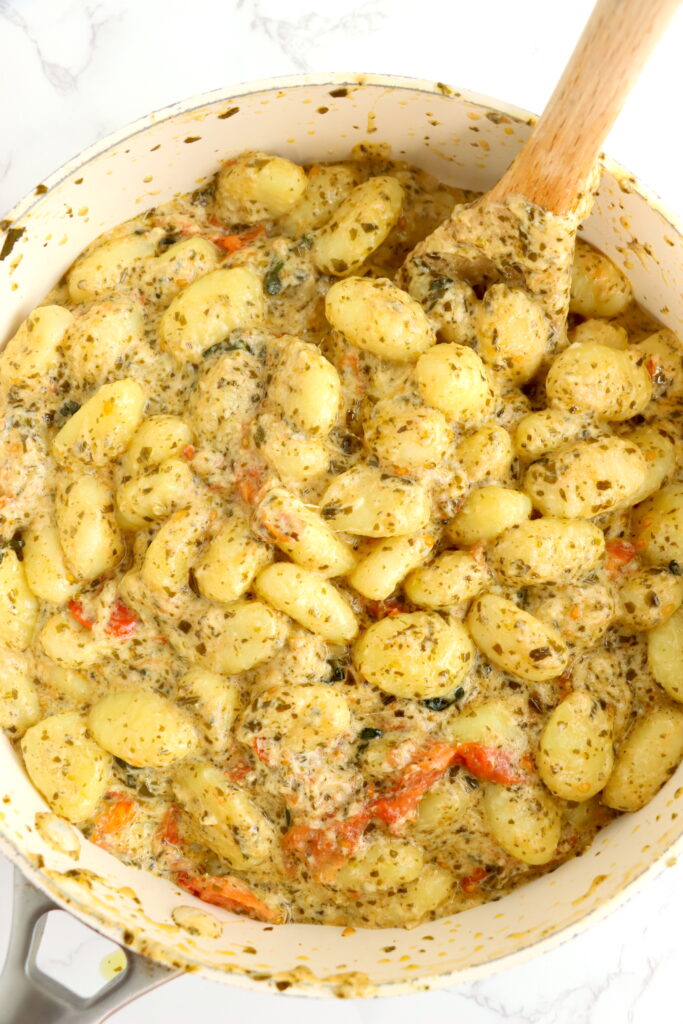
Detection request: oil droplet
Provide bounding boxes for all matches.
[100,949,127,980]
[172,905,222,939]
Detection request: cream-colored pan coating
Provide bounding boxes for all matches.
[1,147,682,929]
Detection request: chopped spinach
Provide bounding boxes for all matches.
[0,227,25,262]
[359,727,383,742]
[264,260,285,296]
[202,333,248,359]
[338,431,362,455]
[426,275,452,309]
[157,232,180,250]
[58,399,81,421]
[295,234,314,253]
[191,182,216,206]
[328,661,347,682]
[0,534,25,561]
[114,756,142,789]
[422,686,465,712]
[357,726,383,754]
[113,756,154,797]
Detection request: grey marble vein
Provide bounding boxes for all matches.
[236,0,388,71]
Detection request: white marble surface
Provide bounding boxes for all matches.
[2,1,683,1021]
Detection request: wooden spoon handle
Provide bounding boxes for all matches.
[490,0,681,214]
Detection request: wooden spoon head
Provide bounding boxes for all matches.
[401,161,602,347]
[401,194,581,344]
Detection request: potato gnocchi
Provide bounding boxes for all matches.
[2,147,682,930]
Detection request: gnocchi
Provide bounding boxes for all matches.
[353,611,474,699]
[214,151,308,223]
[313,176,404,276]
[570,240,632,317]
[52,379,147,467]
[647,607,683,702]
[254,563,357,644]
[21,712,112,822]
[5,147,682,931]
[536,692,614,801]
[467,594,569,682]
[404,549,489,609]
[489,517,605,586]
[545,342,651,421]
[415,343,493,425]
[523,438,646,518]
[364,399,453,473]
[456,424,514,483]
[173,761,277,868]
[347,533,434,601]
[0,305,73,387]
[483,782,562,865]
[603,708,683,812]
[193,509,274,602]
[239,683,351,753]
[325,276,435,361]
[475,283,550,384]
[446,486,532,546]
[56,475,124,582]
[320,465,431,537]
[0,548,38,650]
[159,267,265,364]
[88,690,199,768]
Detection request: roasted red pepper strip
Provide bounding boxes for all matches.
[256,503,304,546]
[235,463,267,505]
[105,599,138,639]
[460,865,488,894]
[68,599,94,630]
[155,807,280,921]
[282,813,370,882]
[368,740,459,831]
[338,352,360,374]
[213,226,264,253]
[173,870,280,923]
[225,759,252,783]
[645,355,665,382]
[363,598,410,620]
[155,805,184,853]
[451,743,529,786]
[282,738,531,879]
[91,794,138,851]
[252,737,272,765]
[283,742,458,877]
[605,538,637,577]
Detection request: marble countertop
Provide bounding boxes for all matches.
[2,1,683,1021]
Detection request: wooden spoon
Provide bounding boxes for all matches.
[404,0,681,340]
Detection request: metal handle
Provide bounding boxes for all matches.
[0,865,179,1024]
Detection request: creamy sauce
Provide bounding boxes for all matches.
[1,148,682,930]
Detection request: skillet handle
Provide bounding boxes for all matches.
[1,865,179,1024]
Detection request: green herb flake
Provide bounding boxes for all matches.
[58,400,81,420]
[426,276,452,310]
[202,333,247,359]
[422,687,465,712]
[0,535,25,561]
[264,261,285,296]
[359,727,383,742]
[295,234,314,253]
